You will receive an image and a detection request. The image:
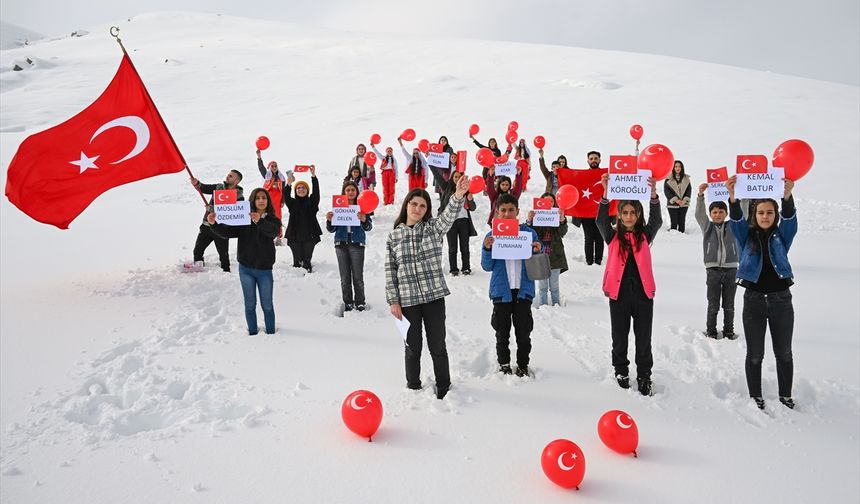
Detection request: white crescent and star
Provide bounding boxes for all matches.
[557,451,577,471]
[496,222,510,233]
[616,413,633,429]
[335,196,347,206]
[709,171,720,180]
[217,192,231,203]
[69,115,151,174]
[349,394,369,410]
[741,159,754,171]
[613,159,626,171]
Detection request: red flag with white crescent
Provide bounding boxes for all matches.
[556,168,618,218]
[4,54,186,229]
[332,195,349,208]
[736,155,768,174]
[707,166,728,182]
[609,155,637,175]
[492,218,518,237]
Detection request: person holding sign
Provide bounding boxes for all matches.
[695,183,739,340]
[725,175,798,411]
[471,135,511,181]
[484,164,523,227]
[481,194,542,377]
[385,175,470,400]
[326,181,373,312]
[207,188,281,335]
[441,170,478,276]
[526,193,569,307]
[371,144,398,206]
[346,144,375,191]
[283,166,322,273]
[191,170,244,272]
[256,149,286,245]
[398,137,430,191]
[597,173,662,396]
[664,160,692,233]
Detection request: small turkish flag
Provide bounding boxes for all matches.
[456,150,467,172]
[429,143,444,153]
[214,189,237,205]
[736,155,768,174]
[4,54,186,229]
[332,195,349,208]
[492,218,519,237]
[533,197,552,210]
[707,167,728,183]
[556,168,618,218]
[294,165,310,173]
[609,155,637,174]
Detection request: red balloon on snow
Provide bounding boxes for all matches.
[597,410,639,456]
[629,124,644,140]
[508,120,519,131]
[772,139,814,181]
[541,439,586,490]
[533,135,546,149]
[469,123,480,136]
[364,151,377,166]
[255,136,270,150]
[341,390,383,441]
[370,133,381,145]
[638,143,674,180]
[357,190,379,214]
[468,175,485,194]
[476,148,495,168]
[418,139,430,154]
[400,128,416,142]
[505,130,518,145]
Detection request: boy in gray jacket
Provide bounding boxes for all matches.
[695,183,739,339]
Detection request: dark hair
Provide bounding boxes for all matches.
[557,155,568,166]
[672,160,686,181]
[587,151,601,159]
[708,201,727,213]
[551,161,560,167]
[488,138,498,148]
[394,189,433,228]
[540,192,557,206]
[747,199,780,253]
[438,135,449,144]
[230,169,243,182]
[342,181,360,204]
[249,187,275,215]
[496,193,519,209]
[496,175,513,193]
[616,200,646,257]
[349,166,362,178]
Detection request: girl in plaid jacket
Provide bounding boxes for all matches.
[385,175,470,400]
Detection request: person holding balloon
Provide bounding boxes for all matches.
[347,144,375,191]
[484,164,523,227]
[398,137,430,191]
[371,144,398,206]
[725,175,798,410]
[385,175,471,400]
[326,181,373,312]
[256,149,286,245]
[283,165,322,273]
[597,172,662,396]
[664,160,692,233]
[526,193,569,307]
[441,169,477,276]
[537,149,559,195]
[471,134,512,182]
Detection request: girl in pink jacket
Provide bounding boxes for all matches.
[596,173,662,397]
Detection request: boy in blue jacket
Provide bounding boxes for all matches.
[481,193,542,377]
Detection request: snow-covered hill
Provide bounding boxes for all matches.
[1,12,858,503]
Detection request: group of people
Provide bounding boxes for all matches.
[189,135,801,411]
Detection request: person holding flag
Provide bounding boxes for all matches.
[326,181,373,312]
[256,149,286,245]
[191,170,244,272]
[441,169,477,276]
[526,193,569,307]
[283,166,322,272]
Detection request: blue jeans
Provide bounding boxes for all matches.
[238,264,275,334]
[537,268,561,306]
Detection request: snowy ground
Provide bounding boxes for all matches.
[1,13,858,503]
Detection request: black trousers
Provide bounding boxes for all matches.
[742,288,794,398]
[668,207,689,233]
[193,224,230,271]
[581,218,604,264]
[402,298,450,390]
[289,241,317,268]
[491,289,534,367]
[706,267,737,334]
[609,283,654,379]
[447,218,471,272]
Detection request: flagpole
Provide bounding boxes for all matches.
[110,26,208,207]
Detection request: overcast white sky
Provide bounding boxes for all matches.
[2,0,858,85]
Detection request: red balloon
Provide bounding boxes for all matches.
[541,439,586,490]
[341,390,383,440]
[476,148,495,168]
[496,154,509,164]
[400,128,416,141]
[418,139,430,154]
[508,120,519,132]
[370,133,381,145]
[629,124,644,140]
[505,130,518,145]
[468,175,485,194]
[255,136,270,150]
[357,190,380,214]
[533,135,546,149]
[469,123,480,136]
[363,151,377,166]
[555,185,580,209]
[638,143,674,180]
[597,410,639,456]
[772,139,813,181]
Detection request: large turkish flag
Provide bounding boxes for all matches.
[5,54,186,229]
[557,168,618,218]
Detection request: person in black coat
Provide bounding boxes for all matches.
[208,188,282,335]
[283,165,323,272]
[440,170,478,275]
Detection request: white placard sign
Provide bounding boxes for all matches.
[494,161,516,177]
[607,170,651,201]
[393,316,410,343]
[427,152,451,169]
[735,168,784,200]
[215,201,251,225]
[533,209,560,227]
[491,231,533,260]
[706,182,729,203]
[331,205,361,226]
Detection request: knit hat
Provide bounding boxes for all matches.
[708,201,727,212]
[293,180,310,194]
